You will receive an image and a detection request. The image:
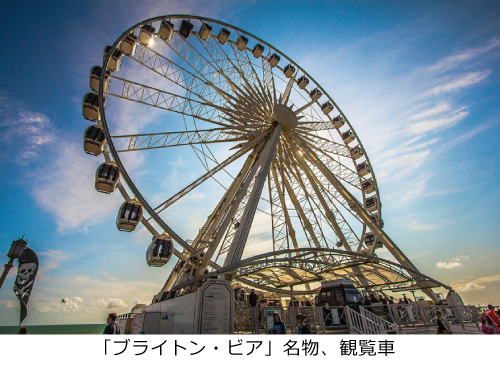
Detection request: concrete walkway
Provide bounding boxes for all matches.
[401,323,482,335]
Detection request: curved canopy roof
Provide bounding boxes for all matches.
[216,248,448,295]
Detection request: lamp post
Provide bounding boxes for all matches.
[0,237,28,290]
[410,290,417,302]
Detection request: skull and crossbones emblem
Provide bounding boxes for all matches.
[17,263,37,285]
[14,262,37,299]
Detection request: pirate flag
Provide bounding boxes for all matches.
[14,247,39,324]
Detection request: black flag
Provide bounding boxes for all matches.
[13,247,39,324]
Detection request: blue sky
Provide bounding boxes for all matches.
[0,0,499,326]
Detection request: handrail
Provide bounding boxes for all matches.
[345,306,395,334]
[359,306,401,334]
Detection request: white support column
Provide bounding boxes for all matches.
[224,124,283,266]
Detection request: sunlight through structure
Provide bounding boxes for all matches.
[83,15,452,302]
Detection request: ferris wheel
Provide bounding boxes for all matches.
[83,15,449,300]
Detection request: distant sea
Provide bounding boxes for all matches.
[0,324,106,334]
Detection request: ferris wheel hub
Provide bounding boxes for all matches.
[273,104,298,129]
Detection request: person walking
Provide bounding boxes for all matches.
[272,312,286,334]
[103,312,121,334]
[364,295,372,313]
[249,289,258,333]
[249,289,258,307]
[486,304,500,330]
[380,295,389,318]
[296,313,310,334]
[435,310,451,334]
[480,312,499,334]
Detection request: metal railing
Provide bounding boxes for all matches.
[234,305,327,334]
[345,306,398,334]
[353,304,480,333]
[359,306,401,334]
[233,304,481,334]
[235,305,391,334]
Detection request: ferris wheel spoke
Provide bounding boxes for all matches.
[267,169,288,252]
[289,132,418,270]
[269,159,300,252]
[228,41,263,90]
[315,149,360,185]
[318,180,363,251]
[294,100,317,115]
[187,129,275,270]
[299,132,351,158]
[296,120,338,132]
[311,148,361,190]
[261,51,277,105]
[279,165,330,264]
[297,155,362,249]
[305,160,363,223]
[281,144,342,249]
[152,131,268,214]
[111,126,259,152]
[220,97,268,125]
[129,43,239,108]
[106,76,233,127]
[161,34,263,129]
[198,37,271,121]
[296,131,361,190]
[287,143,352,251]
[164,33,238,98]
[291,132,364,221]
[196,35,249,94]
[238,84,271,119]
[280,71,298,106]
[278,152,329,250]
[227,40,274,115]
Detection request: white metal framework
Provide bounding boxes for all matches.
[85,15,451,301]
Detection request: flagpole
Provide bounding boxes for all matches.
[0,258,15,291]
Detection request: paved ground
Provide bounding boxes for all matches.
[236,323,483,335]
[400,323,482,335]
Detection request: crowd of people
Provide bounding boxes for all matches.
[100,289,500,335]
[479,304,500,334]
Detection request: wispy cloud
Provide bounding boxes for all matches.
[409,102,452,120]
[408,250,431,259]
[422,70,491,97]
[455,282,486,293]
[425,37,500,73]
[407,110,469,134]
[31,142,125,232]
[91,298,127,309]
[38,250,68,270]
[444,121,496,149]
[369,36,499,204]
[0,94,55,164]
[409,220,440,231]
[36,296,129,314]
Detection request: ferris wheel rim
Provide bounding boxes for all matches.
[99,14,381,203]
[96,14,394,292]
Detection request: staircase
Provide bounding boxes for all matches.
[345,307,400,334]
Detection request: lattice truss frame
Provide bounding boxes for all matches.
[89,15,447,299]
